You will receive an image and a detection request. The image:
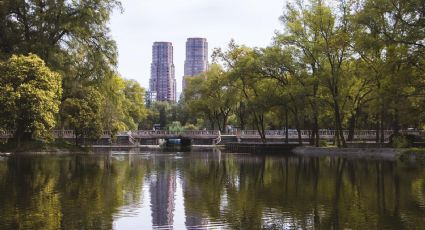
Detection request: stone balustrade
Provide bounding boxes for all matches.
[240,130,424,142]
[1,129,423,143]
[131,130,221,138]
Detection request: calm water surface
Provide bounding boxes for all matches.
[0,149,424,229]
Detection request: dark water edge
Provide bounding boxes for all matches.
[0,140,88,154]
[0,149,424,230]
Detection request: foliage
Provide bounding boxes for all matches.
[123,79,148,129]
[61,86,103,143]
[0,0,121,74]
[391,135,410,148]
[0,0,150,146]
[101,75,148,136]
[183,64,236,131]
[143,101,177,129]
[179,0,425,147]
[184,124,199,131]
[167,121,184,132]
[0,54,62,143]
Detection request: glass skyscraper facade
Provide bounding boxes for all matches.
[183,38,208,90]
[150,42,176,102]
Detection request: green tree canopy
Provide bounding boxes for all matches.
[0,54,62,143]
[61,86,103,144]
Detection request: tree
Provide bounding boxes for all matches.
[182,63,238,132]
[143,101,176,129]
[183,75,218,130]
[61,86,103,145]
[0,0,120,72]
[277,0,357,147]
[101,75,144,136]
[0,54,62,145]
[224,46,279,143]
[354,0,425,142]
[276,1,326,146]
[0,0,123,141]
[260,46,313,144]
[123,79,148,130]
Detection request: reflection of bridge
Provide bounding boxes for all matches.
[1,129,423,144]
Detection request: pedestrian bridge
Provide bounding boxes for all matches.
[0,130,220,139]
[0,129,222,145]
[1,129,423,144]
[131,130,221,139]
[239,130,397,142]
[131,130,222,145]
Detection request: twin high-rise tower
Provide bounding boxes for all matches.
[183,38,208,90]
[149,38,208,102]
[150,42,176,102]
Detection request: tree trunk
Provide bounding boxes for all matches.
[310,67,320,147]
[221,112,228,134]
[333,99,346,148]
[376,120,380,144]
[259,115,266,144]
[75,129,79,147]
[347,112,356,142]
[208,115,215,130]
[253,112,266,144]
[215,112,223,132]
[285,109,289,144]
[14,123,28,148]
[294,112,302,144]
[313,112,320,147]
[296,128,302,145]
[380,108,385,144]
[310,128,315,145]
[238,102,246,130]
[393,108,400,135]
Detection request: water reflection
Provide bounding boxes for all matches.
[0,150,424,229]
[150,160,176,228]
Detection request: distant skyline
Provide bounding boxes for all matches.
[110,0,285,93]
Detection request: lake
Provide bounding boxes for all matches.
[0,149,424,229]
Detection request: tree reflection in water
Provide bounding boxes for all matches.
[0,150,424,229]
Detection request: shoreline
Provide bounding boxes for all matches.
[1,143,424,162]
[292,146,401,160]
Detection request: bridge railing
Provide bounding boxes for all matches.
[52,130,111,139]
[131,130,221,138]
[240,129,399,141]
[0,130,112,139]
[52,130,75,138]
[0,130,14,138]
[1,129,423,141]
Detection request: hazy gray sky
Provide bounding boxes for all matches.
[110,0,285,93]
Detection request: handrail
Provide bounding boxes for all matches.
[239,130,406,142]
[1,129,423,140]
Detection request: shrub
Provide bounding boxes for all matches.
[391,135,410,148]
[319,139,328,147]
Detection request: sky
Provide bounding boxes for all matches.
[109,0,286,93]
